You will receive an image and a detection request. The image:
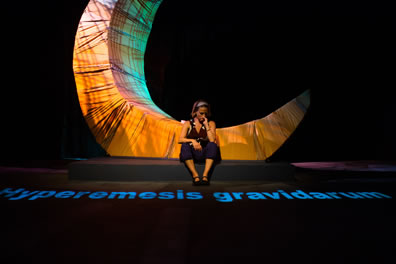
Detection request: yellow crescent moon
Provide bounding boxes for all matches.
[73,0,310,160]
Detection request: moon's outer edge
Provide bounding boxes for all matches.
[72,0,311,160]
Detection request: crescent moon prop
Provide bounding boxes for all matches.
[73,0,310,160]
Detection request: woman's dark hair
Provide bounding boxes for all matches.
[191,99,211,118]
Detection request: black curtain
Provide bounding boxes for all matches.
[2,0,394,162]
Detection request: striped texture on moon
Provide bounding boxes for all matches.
[73,0,310,160]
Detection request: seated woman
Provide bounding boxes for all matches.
[178,100,218,185]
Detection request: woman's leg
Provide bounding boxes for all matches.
[202,142,218,183]
[180,143,199,183]
[180,143,200,183]
[185,159,199,180]
[203,158,214,177]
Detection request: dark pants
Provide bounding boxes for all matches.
[180,142,218,163]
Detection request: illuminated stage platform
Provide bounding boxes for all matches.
[68,157,295,182]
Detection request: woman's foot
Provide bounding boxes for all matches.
[201,176,210,185]
[192,175,201,186]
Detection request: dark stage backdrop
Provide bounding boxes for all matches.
[2,0,394,162]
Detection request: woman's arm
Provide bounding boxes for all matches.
[178,121,197,144]
[204,120,216,143]
[179,121,202,151]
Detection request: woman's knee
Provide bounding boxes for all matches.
[205,142,218,159]
[206,142,217,150]
[181,142,192,150]
[180,143,193,161]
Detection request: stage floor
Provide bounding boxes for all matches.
[1,159,395,263]
[68,157,296,182]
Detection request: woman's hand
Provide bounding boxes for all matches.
[192,140,202,151]
[202,117,209,128]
